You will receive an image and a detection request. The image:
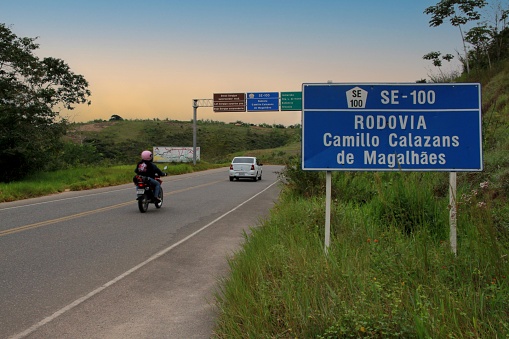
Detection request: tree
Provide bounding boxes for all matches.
[424,0,488,73]
[482,1,509,63]
[0,23,91,182]
[465,24,493,69]
[109,114,123,121]
[422,51,457,82]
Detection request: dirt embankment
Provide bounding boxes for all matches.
[66,121,117,143]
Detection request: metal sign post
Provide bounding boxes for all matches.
[192,90,299,164]
[449,172,457,255]
[325,171,331,253]
[191,99,213,165]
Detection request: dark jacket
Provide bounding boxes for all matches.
[135,160,164,179]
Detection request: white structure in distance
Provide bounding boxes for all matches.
[153,147,200,163]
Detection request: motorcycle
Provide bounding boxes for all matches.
[134,169,166,213]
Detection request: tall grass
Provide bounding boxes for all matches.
[213,60,509,338]
[213,171,509,337]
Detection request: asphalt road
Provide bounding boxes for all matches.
[0,165,283,338]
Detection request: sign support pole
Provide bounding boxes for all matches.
[449,172,457,255]
[192,100,198,165]
[325,171,331,253]
[191,99,213,166]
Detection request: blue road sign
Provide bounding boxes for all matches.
[302,83,482,171]
[247,92,279,111]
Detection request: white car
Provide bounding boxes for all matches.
[229,156,262,181]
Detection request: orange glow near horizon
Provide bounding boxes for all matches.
[4,1,466,126]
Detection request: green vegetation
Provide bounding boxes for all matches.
[214,165,508,337]
[2,2,509,336]
[68,119,300,165]
[0,23,298,184]
[212,8,509,335]
[0,23,91,182]
[0,162,225,202]
[0,118,299,202]
[212,80,509,339]
[422,0,509,80]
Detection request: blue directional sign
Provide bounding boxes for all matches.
[247,92,279,111]
[302,83,482,171]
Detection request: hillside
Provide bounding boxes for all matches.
[212,62,509,337]
[68,119,301,165]
[459,60,509,194]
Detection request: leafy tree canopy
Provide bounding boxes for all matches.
[0,23,91,182]
[424,0,488,73]
[424,0,487,27]
[423,0,509,77]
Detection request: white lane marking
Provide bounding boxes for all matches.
[10,180,279,339]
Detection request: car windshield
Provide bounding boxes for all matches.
[232,157,254,164]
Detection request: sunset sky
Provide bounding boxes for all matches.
[2,0,474,126]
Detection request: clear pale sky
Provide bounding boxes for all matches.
[2,0,474,126]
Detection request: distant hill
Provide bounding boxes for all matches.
[67,120,301,165]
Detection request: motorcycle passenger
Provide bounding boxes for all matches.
[135,150,166,201]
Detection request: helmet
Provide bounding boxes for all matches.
[141,150,152,161]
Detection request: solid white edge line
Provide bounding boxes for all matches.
[10,180,280,339]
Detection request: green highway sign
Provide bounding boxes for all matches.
[281,91,302,111]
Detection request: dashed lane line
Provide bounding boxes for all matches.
[0,180,223,237]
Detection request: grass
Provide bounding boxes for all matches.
[0,135,298,203]
[4,61,509,336]
[227,141,301,165]
[213,174,509,338]
[0,162,227,202]
[69,119,300,164]
[212,61,509,338]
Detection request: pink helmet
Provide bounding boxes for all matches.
[141,150,152,161]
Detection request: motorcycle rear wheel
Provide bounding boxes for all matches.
[138,195,149,213]
[155,187,163,209]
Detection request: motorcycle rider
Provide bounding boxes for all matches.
[135,150,166,202]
